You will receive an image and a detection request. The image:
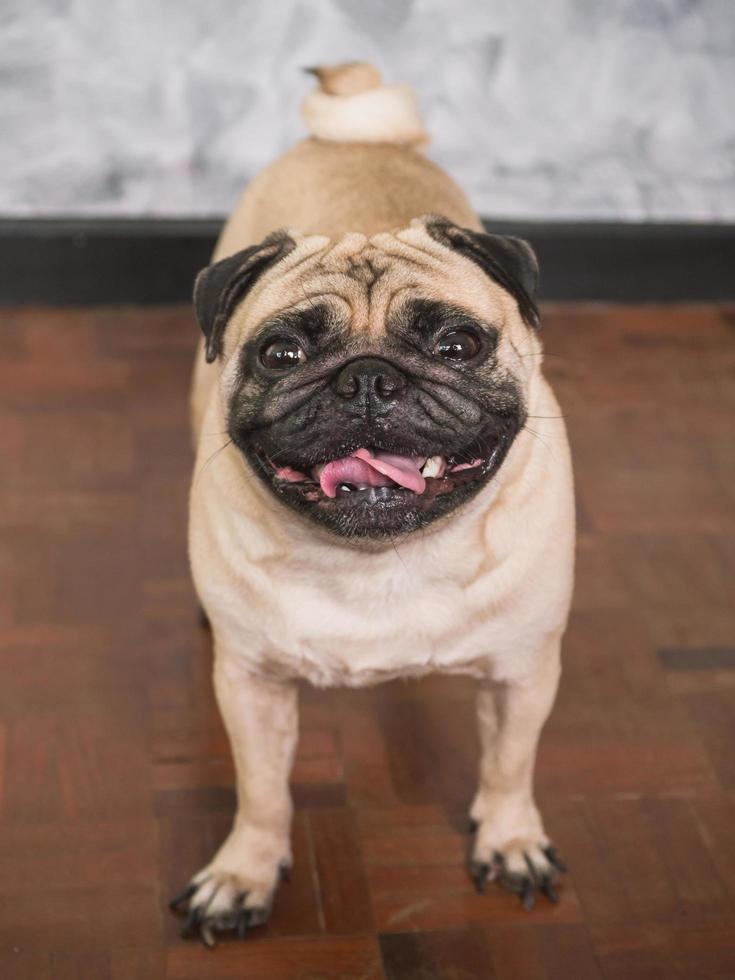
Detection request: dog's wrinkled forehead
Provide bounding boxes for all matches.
[195,216,540,361]
[246,222,519,338]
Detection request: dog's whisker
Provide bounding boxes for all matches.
[522,424,557,461]
[195,439,233,486]
[387,533,408,569]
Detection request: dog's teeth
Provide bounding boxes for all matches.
[421,455,444,479]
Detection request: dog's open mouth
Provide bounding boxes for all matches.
[257,445,501,508]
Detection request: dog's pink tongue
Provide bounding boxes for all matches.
[319,448,426,498]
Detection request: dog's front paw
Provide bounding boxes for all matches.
[468,799,566,910]
[169,824,290,947]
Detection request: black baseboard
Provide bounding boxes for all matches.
[1,217,733,305]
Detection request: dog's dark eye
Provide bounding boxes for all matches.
[433,330,481,361]
[259,339,307,370]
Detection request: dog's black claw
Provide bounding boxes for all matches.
[181,906,201,939]
[473,845,565,909]
[237,909,251,940]
[542,878,560,903]
[468,817,478,833]
[497,867,525,896]
[279,863,292,883]
[470,861,490,893]
[247,906,270,927]
[169,882,197,911]
[197,605,210,629]
[524,853,539,884]
[521,879,535,911]
[544,846,568,873]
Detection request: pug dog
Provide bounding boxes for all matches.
[170,63,574,947]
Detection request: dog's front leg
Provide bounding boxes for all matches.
[170,652,298,945]
[469,636,566,908]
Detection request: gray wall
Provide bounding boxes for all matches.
[3,0,734,221]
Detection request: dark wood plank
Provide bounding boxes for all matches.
[658,647,735,670]
[309,807,375,934]
[685,690,735,788]
[165,935,383,979]
[380,928,493,979]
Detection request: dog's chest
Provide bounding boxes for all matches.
[235,539,539,687]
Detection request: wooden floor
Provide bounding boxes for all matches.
[1,303,734,979]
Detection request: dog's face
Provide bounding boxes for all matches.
[194,216,541,539]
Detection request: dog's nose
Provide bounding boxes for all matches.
[332,357,406,416]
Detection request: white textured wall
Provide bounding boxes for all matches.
[3,0,734,220]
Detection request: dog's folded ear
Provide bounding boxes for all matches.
[194,231,296,362]
[424,216,540,329]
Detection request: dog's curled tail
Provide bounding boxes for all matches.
[301,62,429,148]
